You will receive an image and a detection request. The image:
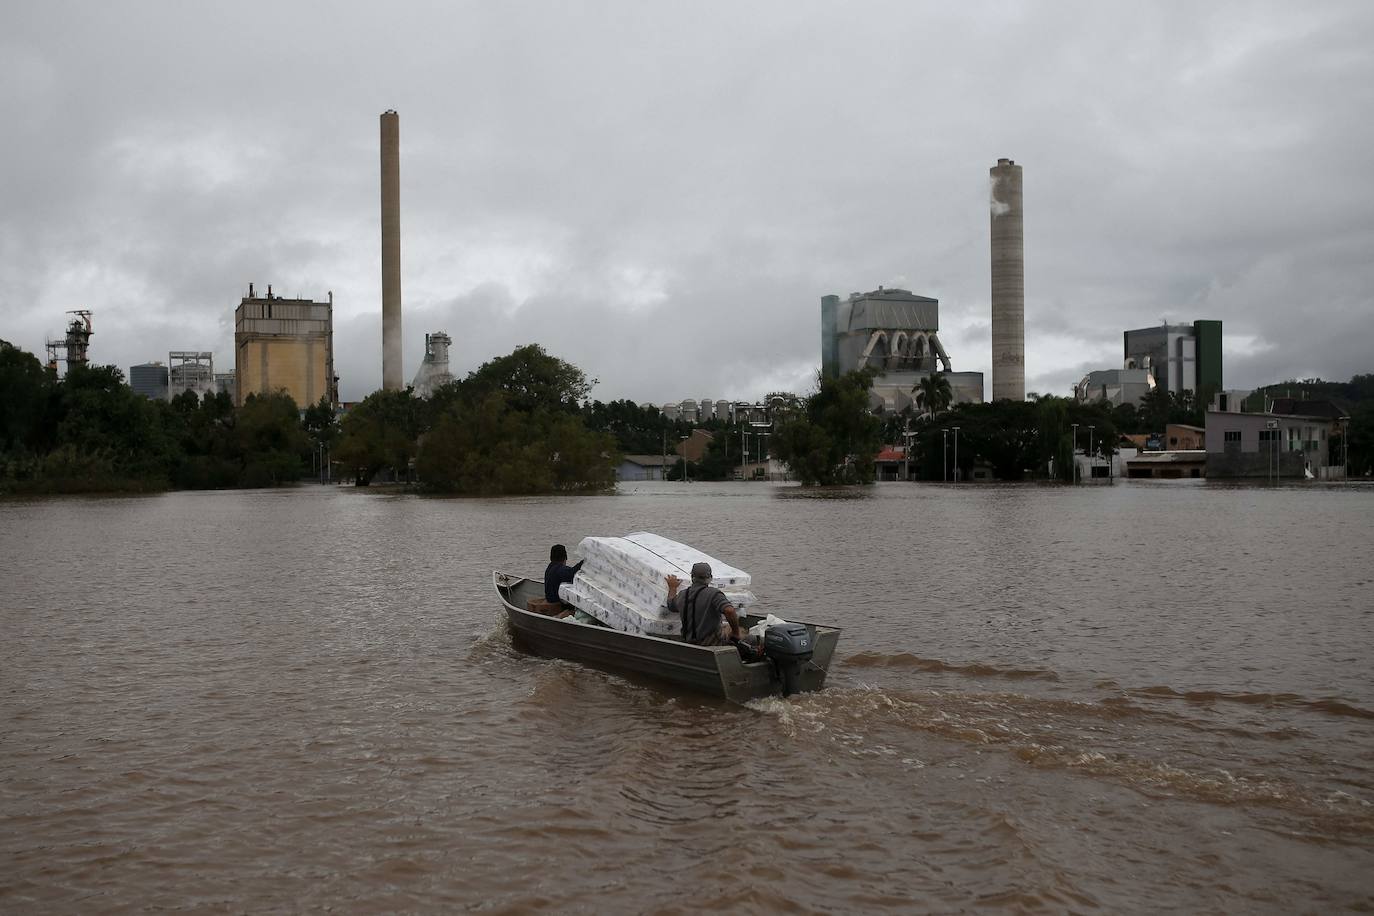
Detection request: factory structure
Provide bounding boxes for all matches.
[381,110,403,392]
[233,283,337,408]
[820,287,984,411]
[1124,321,1223,397]
[411,332,455,398]
[1074,320,1224,407]
[129,361,168,399]
[45,310,94,375]
[989,158,1025,402]
[169,351,217,400]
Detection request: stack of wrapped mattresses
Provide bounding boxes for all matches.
[558,532,757,637]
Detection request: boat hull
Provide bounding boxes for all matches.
[493,572,839,703]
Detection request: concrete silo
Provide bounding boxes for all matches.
[989,158,1024,402]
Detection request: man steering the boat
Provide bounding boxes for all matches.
[665,562,755,652]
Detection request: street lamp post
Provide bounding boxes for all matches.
[943,428,948,482]
[1071,423,1079,484]
[740,424,747,479]
[680,435,689,483]
[952,426,960,482]
[1087,425,1095,481]
[903,418,912,481]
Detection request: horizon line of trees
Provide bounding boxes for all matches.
[6,334,1371,493]
[1,340,631,496]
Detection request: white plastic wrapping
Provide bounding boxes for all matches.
[559,533,758,636]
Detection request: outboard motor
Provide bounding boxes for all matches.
[763,623,813,697]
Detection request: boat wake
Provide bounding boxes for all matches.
[747,684,1374,841]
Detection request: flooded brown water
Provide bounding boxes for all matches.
[2,481,1372,913]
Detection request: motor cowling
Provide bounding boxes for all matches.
[763,623,813,696]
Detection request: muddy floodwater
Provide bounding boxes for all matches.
[2,481,1373,913]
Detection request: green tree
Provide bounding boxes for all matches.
[169,389,239,489]
[582,398,681,454]
[463,343,592,414]
[772,369,882,485]
[1347,402,1374,477]
[235,391,309,487]
[913,372,953,416]
[1138,386,1171,433]
[416,391,617,494]
[52,363,179,486]
[0,341,56,461]
[335,388,423,485]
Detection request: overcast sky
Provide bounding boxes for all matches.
[2,1,1371,404]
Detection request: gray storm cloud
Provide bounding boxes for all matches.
[1,1,1372,405]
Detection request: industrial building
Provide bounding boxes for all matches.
[381,110,403,391]
[820,287,984,412]
[169,351,216,401]
[45,310,94,375]
[1073,367,1155,407]
[989,158,1025,402]
[233,283,337,408]
[129,362,168,400]
[411,332,455,398]
[1124,320,1223,397]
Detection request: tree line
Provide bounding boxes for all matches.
[0,340,632,495]
[766,369,1126,484]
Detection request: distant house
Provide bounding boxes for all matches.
[617,455,677,481]
[1205,404,1348,479]
[1124,450,1208,479]
[874,446,910,481]
[1165,423,1206,450]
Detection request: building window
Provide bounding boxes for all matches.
[1224,430,1241,443]
[1259,429,1278,443]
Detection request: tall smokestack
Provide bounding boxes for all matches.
[381,110,402,391]
[990,157,1024,402]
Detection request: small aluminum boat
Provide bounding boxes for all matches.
[493,571,841,703]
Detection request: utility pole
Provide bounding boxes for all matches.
[903,417,911,481]
[740,424,747,479]
[943,428,948,482]
[952,426,960,482]
[1088,426,1095,481]
[1071,423,1079,484]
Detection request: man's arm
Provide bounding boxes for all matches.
[721,602,741,640]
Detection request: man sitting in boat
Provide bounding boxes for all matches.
[544,544,584,616]
[665,562,750,648]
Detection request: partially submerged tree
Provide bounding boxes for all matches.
[415,345,618,494]
[335,388,424,486]
[772,369,882,485]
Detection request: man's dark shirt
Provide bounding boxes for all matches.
[669,583,733,645]
[544,559,584,603]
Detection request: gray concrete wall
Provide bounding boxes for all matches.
[1206,449,1307,478]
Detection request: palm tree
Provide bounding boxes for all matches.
[913,372,953,416]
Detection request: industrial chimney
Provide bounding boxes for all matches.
[381,110,403,391]
[989,158,1024,402]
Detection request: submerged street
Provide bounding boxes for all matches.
[2,482,1372,911]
